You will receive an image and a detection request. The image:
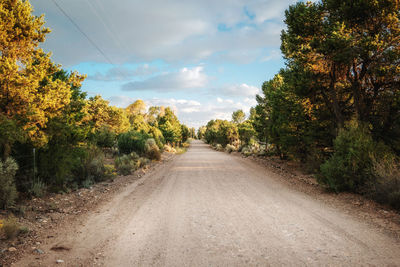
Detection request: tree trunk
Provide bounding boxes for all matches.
[2,142,11,161]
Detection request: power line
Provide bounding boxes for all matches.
[51,0,126,79]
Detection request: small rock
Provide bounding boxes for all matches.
[1,249,7,254]
[8,247,17,252]
[33,248,44,254]
[56,259,65,264]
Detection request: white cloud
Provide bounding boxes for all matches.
[217,83,261,98]
[260,50,282,62]
[31,0,295,66]
[121,66,208,92]
[108,95,136,108]
[88,64,159,81]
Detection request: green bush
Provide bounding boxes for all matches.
[73,147,108,185]
[29,178,46,198]
[114,152,139,175]
[138,157,150,167]
[0,157,18,209]
[104,164,117,179]
[38,144,86,189]
[149,126,165,149]
[369,154,400,210]
[93,127,116,148]
[2,216,19,239]
[117,130,150,155]
[319,122,376,192]
[145,138,161,161]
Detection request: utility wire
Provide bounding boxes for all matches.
[51,0,126,79]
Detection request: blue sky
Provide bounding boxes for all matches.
[31,0,299,128]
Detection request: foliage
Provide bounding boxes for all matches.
[181,124,190,143]
[148,126,165,149]
[204,119,239,147]
[281,0,400,147]
[215,144,223,151]
[117,130,151,155]
[157,107,182,145]
[114,152,139,175]
[145,139,161,161]
[197,126,206,140]
[83,95,130,134]
[225,144,236,153]
[0,157,18,208]
[232,109,246,124]
[369,153,400,210]
[73,147,108,185]
[93,126,116,149]
[238,120,256,146]
[0,0,85,156]
[319,122,379,192]
[29,178,46,198]
[1,216,19,239]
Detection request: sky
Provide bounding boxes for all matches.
[31,0,299,128]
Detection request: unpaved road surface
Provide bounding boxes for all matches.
[17,140,400,266]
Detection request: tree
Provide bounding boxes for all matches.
[281,0,400,151]
[232,109,246,124]
[198,126,206,140]
[238,121,256,146]
[189,127,196,139]
[204,119,239,147]
[157,107,182,145]
[126,100,146,115]
[181,124,190,143]
[0,0,85,158]
[83,95,130,134]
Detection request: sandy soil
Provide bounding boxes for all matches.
[13,140,400,266]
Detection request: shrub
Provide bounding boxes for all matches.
[145,138,161,161]
[138,157,150,167]
[369,154,400,210]
[114,152,139,175]
[304,146,328,174]
[0,157,18,209]
[225,144,236,153]
[29,178,46,198]
[37,144,86,189]
[2,216,19,239]
[174,147,187,154]
[82,178,94,189]
[163,144,176,153]
[93,127,116,148]
[117,130,150,155]
[215,144,223,151]
[319,122,377,192]
[75,147,108,184]
[104,164,117,179]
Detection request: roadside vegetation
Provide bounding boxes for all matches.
[0,0,196,221]
[201,0,400,210]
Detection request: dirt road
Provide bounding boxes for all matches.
[17,140,400,266]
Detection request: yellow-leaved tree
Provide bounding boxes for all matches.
[0,0,85,159]
[83,95,130,134]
